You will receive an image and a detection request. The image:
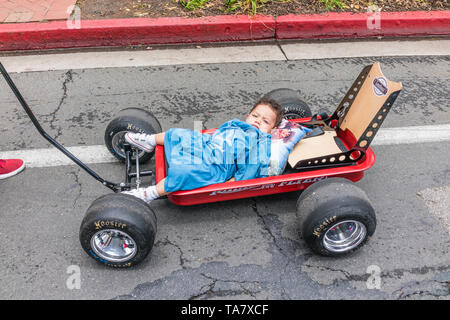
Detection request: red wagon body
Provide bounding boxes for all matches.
[155,117,376,206]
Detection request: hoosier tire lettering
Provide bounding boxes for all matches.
[313,216,337,237]
[94,220,127,230]
[126,123,145,133]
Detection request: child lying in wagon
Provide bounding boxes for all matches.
[123,97,310,203]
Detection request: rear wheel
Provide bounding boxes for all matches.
[296,178,376,256]
[105,108,162,163]
[263,88,312,120]
[79,193,157,268]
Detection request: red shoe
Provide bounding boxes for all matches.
[0,159,25,180]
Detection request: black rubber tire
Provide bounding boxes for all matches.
[296,178,376,257]
[79,193,157,268]
[104,108,162,163]
[263,88,312,119]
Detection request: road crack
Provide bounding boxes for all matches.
[188,274,262,300]
[67,168,82,209]
[393,279,449,299]
[155,236,187,269]
[251,199,288,259]
[44,70,74,140]
[303,263,450,296]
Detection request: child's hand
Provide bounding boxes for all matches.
[227,177,235,182]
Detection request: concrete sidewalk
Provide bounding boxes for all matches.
[0,0,76,23]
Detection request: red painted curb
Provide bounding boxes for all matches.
[0,11,448,51]
[276,11,450,39]
[0,15,275,51]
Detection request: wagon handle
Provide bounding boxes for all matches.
[0,62,120,191]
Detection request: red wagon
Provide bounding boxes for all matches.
[1,61,402,268]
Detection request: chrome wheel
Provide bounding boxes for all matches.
[323,220,367,253]
[111,131,146,159]
[91,229,137,263]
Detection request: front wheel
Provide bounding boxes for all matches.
[296,178,376,256]
[104,107,162,163]
[79,193,157,268]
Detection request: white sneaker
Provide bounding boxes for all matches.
[121,185,159,203]
[124,132,156,153]
[121,188,152,203]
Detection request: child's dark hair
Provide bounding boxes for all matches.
[251,97,283,127]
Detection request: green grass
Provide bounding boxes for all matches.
[224,0,270,15]
[319,0,345,10]
[179,0,211,10]
[180,0,292,15]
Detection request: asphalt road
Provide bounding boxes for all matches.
[0,50,449,300]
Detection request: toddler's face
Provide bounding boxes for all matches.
[245,104,277,133]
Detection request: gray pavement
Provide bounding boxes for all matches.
[0,53,449,299]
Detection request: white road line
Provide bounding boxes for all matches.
[0,145,117,168]
[1,124,449,168]
[372,124,450,146]
[1,39,449,73]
